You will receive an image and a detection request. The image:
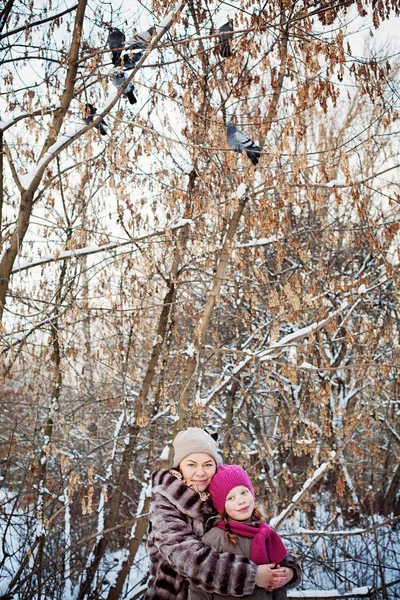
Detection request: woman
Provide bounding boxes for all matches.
[145,428,301,599]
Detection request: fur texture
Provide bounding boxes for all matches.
[190,526,302,600]
[144,469,258,600]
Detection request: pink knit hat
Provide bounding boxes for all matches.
[209,464,255,514]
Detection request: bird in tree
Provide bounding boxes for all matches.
[218,18,234,58]
[126,26,156,49]
[122,50,144,70]
[82,103,108,136]
[226,121,260,166]
[110,70,137,104]
[108,28,125,67]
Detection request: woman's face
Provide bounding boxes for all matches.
[179,453,217,492]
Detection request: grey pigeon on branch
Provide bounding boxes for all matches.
[122,50,144,70]
[127,26,156,49]
[218,19,234,58]
[226,121,260,166]
[108,28,125,66]
[83,103,107,136]
[111,69,137,104]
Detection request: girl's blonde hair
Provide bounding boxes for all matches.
[222,507,264,546]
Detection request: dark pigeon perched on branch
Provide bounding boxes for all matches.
[83,103,107,136]
[127,26,156,49]
[107,28,125,66]
[226,121,260,166]
[110,69,137,104]
[218,18,234,58]
[122,50,144,70]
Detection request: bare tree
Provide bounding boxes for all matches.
[1,0,399,598]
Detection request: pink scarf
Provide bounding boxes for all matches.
[217,520,287,565]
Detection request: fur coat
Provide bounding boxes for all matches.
[144,469,258,600]
[189,524,302,600]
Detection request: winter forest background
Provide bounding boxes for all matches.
[0,0,399,598]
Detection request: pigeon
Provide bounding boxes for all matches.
[107,28,125,67]
[122,50,144,70]
[226,121,260,166]
[126,26,156,49]
[83,103,107,136]
[218,19,234,58]
[110,69,137,104]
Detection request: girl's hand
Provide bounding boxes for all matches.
[256,564,286,589]
[266,565,294,591]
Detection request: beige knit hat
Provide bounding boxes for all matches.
[173,427,220,467]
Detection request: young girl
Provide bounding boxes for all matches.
[189,464,301,600]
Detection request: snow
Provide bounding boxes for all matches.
[159,445,170,460]
[293,527,367,536]
[0,116,15,131]
[169,217,194,230]
[289,591,339,598]
[185,342,196,357]
[232,183,247,198]
[288,587,371,598]
[358,284,367,294]
[156,12,174,34]
[19,124,86,190]
[289,591,340,598]
[63,488,72,600]
[237,236,277,248]
[11,223,191,274]
[271,460,330,528]
[0,239,12,262]
[259,302,349,360]
[324,178,346,188]
[299,362,319,370]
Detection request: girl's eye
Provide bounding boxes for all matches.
[205,464,213,469]
[187,464,195,468]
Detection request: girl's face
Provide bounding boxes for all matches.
[179,453,217,491]
[225,485,254,521]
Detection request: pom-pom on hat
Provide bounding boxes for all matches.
[209,464,254,514]
[173,427,220,467]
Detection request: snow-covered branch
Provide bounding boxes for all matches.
[271,408,366,530]
[0,4,78,40]
[198,302,350,407]
[14,0,187,194]
[288,588,372,599]
[10,220,191,275]
[281,515,400,537]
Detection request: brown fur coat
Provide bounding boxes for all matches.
[144,469,258,600]
[189,524,301,600]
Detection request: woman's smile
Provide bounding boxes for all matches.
[179,453,217,491]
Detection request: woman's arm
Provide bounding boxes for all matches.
[149,493,258,596]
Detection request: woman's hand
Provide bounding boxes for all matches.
[256,564,288,590]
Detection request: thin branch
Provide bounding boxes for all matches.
[0,4,78,40]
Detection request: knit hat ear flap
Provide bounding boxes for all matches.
[173,427,221,467]
[209,464,254,514]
